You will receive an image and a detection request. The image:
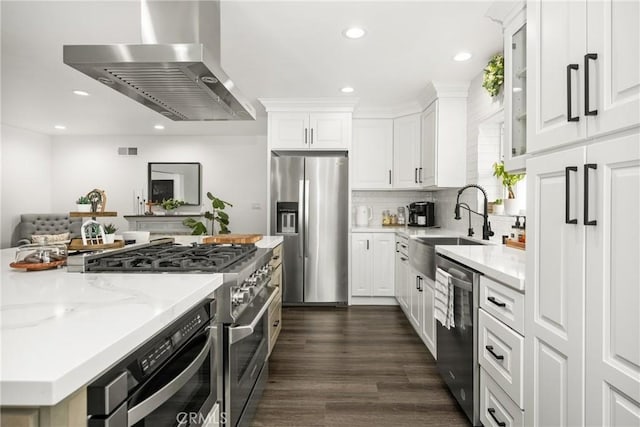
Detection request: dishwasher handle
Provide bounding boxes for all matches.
[436,267,473,293]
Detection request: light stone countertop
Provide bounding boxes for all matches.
[159,235,283,249]
[436,245,526,291]
[0,248,223,406]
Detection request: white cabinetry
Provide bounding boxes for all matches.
[393,114,422,188]
[527,0,639,153]
[525,132,640,426]
[351,233,395,297]
[420,275,436,358]
[394,236,409,311]
[269,112,351,150]
[420,83,468,188]
[352,119,393,188]
[407,267,422,332]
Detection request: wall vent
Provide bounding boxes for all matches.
[118,147,138,155]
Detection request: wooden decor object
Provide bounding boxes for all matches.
[68,239,124,251]
[505,238,525,250]
[87,188,107,213]
[203,234,263,244]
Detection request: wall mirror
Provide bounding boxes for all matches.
[148,162,201,205]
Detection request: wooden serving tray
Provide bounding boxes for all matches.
[505,239,526,250]
[10,259,66,271]
[68,239,125,251]
[203,234,263,244]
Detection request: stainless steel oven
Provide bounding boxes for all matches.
[222,285,276,427]
[87,299,218,427]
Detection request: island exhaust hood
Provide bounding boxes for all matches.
[63,0,255,121]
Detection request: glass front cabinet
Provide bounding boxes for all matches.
[503,6,527,172]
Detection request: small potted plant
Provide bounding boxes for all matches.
[493,198,504,215]
[160,198,185,215]
[76,196,91,212]
[493,161,525,215]
[183,192,233,235]
[103,223,117,244]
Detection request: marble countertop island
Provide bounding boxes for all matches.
[0,248,223,406]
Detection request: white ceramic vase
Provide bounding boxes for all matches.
[493,204,505,215]
[76,204,91,212]
[505,198,520,215]
[103,234,115,244]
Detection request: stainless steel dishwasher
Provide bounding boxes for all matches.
[435,253,481,427]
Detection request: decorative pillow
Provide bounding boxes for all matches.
[31,232,70,244]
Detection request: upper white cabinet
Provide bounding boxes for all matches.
[503,5,528,172]
[260,99,357,151]
[352,119,393,188]
[525,132,640,426]
[420,83,469,188]
[393,114,422,188]
[527,0,640,153]
[269,112,351,150]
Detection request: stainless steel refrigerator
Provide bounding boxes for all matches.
[270,154,348,304]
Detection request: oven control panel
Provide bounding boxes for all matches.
[139,310,205,374]
[231,262,273,315]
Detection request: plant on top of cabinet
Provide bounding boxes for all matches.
[482,54,504,97]
[183,192,233,235]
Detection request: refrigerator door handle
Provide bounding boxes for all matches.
[298,179,304,257]
[304,180,310,256]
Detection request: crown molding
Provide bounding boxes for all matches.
[258,98,359,112]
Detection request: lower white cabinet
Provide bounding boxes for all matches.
[351,233,395,297]
[394,236,409,311]
[420,275,437,358]
[480,368,524,427]
[407,267,422,331]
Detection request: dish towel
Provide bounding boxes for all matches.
[435,268,455,329]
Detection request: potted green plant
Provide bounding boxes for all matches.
[76,196,91,212]
[493,161,525,215]
[160,198,185,215]
[103,223,117,244]
[183,192,233,235]
[482,54,504,97]
[493,198,504,215]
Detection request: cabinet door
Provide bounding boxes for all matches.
[420,101,437,187]
[408,268,423,331]
[421,275,436,359]
[351,233,373,296]
[525,146,587,427]
[393,114,421,188]
[309,112,351,149]
[527,0,587,153]
[269,112,310,149]
[352,119,393,188]
[586,0,640,138]
[398,255,410,311]
[372,233,395,296]
[585,133,640,426]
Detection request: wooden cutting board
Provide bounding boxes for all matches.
[203,234,263,244]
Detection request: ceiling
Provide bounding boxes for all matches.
[1,1,502,136]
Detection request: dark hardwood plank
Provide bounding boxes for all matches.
[250,306,470,427]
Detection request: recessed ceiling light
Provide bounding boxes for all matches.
[54,125,66,130]
[343,27,366,39]
[154,124,165,130]
[453,52,472,62]
[341,86,355,93]
[73,90,89,96]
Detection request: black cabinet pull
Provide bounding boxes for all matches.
[418,277,423,292]
[416,276,420,290]
[304,128,308,144]
[396,241,400,253]
[414,168,418,183]
[584,163,597,226]
[273,320,280,327]
[488,408,506,427]
[565,166,578,224]
[487,296,506,307]
[567,64,580,122]
[400,256,408,261]
[419,167,423,183]
[485,345,504,360]
[366,239,370,250]
[389,170,392,185]
[310,128,314,144]
[584,53,598,116]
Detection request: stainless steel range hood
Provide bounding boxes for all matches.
[63,0,255,121]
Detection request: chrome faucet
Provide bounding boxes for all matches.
[454,184,495,241]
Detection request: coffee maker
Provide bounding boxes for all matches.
[408,202,435,227]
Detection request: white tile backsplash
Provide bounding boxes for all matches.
[352,191,433,227]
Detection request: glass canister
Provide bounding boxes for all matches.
[397,207,406,225]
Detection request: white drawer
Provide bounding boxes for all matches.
[480,368,524,427]
[480,276,525,335]
[478,309,524,407]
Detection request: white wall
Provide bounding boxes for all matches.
[1,125,53,247]
[49,134,268,236]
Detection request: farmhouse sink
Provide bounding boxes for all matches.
[409,236,487,279]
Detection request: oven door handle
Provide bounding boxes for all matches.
[229,290,278,345]
[127,325,216,427]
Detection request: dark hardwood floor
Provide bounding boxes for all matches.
[251,306,469,427]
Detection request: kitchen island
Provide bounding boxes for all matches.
[0,247,223,424]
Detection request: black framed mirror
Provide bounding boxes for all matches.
[148,162,201,205]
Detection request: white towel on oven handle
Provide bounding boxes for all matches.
[435,267,455,329]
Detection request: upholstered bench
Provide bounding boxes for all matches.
[12,214,82,246]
